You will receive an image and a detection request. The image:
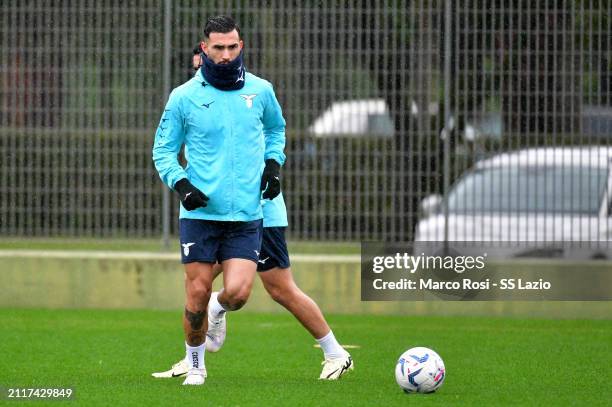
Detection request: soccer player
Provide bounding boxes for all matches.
[153,195,354,380]
[152,15,286,386]
[151,44,354,382]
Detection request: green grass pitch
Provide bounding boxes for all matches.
[0,309,610,406]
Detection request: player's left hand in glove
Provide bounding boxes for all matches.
[174,178,209,210]
[260,159,281,200]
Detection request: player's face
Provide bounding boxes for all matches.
[202,29,243,64]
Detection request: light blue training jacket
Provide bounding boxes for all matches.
[262,193,288,228]
[153,68,286,221]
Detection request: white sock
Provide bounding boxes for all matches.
[316,330,346,359]
[209,292,228,320]
[185,342,205,370]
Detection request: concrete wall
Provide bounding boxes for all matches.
[1,254,611,319]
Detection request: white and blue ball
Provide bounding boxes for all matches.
[395,347,445,393]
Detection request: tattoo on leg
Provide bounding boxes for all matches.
[185,308,206,346]
[185,308,206,330]
[225,299,245,311]
[188,332,205,345]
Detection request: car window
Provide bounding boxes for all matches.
[366,113,394,137]
[447,166,608,215]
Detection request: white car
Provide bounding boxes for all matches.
[415,147,612,247]
[307,99,394,138]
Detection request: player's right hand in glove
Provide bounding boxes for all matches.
[174,178,209,210]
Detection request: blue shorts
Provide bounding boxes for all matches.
[257,227,291,272]
[179,219,263,264]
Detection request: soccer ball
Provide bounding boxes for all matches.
[395,347,445,393]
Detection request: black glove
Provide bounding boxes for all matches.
[174,178,209,210]
[260,159,281,200]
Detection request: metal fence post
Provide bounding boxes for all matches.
[161,0,172,249]
[442,0,452,245]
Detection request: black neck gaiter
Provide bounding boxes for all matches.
[201,51,246,90]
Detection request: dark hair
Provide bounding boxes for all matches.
[203,15,241,39]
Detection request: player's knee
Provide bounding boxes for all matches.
[187,280,211,304]
[224,286,251,310]
[265,283,298,305]
[265,284,286,304]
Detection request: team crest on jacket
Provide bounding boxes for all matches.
[240,94,257,108]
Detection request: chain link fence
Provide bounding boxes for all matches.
[1,1,610,242]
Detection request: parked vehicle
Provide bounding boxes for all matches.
[307,99,394,138]
[415,147,612,257]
